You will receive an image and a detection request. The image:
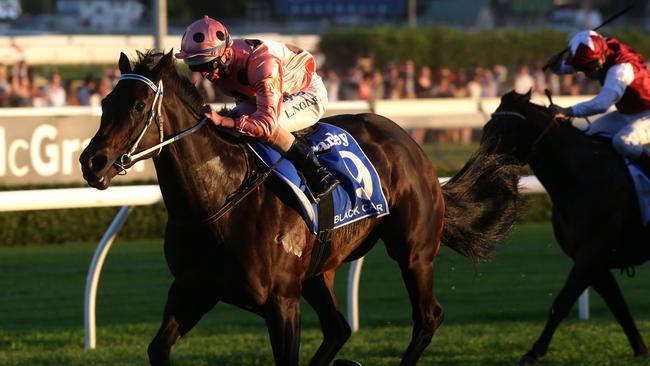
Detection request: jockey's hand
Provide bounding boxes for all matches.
[203,104,235,128]
[545,53,563,73]
[549,104,572,122]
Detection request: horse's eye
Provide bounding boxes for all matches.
[134,102,146,112]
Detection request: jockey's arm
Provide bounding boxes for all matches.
[234,59,283,142]
[570,63,634,117]
[555,61,576,75]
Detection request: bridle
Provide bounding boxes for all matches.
[114,73,207,174]
[491,108,557,151]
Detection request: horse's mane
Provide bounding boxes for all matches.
[133,50,205,116]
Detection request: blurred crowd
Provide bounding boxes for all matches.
[0,56,605,109]
[316,56,601,102]
[0,60,120,108]
[316,56,602,144]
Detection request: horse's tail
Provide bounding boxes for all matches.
[440,153,521,262]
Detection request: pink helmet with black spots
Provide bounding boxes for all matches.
[566,30,608,67]
[175,16,232,66]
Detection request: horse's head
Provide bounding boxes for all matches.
[80,50,176,189]
[481,90,553,163]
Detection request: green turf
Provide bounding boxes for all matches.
[1,223,649,365]
[421,142,479,177]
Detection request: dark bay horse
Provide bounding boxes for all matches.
[479,90,650,365]
[79,50,519,366]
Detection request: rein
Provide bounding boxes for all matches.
[115,71,283,225]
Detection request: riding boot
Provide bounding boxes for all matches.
[285,139,339,202]
[636,151,650,176]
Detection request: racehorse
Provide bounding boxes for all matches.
[79,50,520,366]
[479,90,650,365]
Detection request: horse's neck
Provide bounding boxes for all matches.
[528,125,588,202]
[154,93,249,221]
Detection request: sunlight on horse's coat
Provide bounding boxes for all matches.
[194,156,227,196]
[278,233,303,257]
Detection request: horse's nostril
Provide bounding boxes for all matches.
[89,154,108,173]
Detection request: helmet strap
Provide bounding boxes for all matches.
[214,57,230,78]
[214,48,232,77]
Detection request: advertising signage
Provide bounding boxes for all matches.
[0,114,156,186]
[276,0,406,17]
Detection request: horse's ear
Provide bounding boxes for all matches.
[135,50,145,61]
[118,52,132,74]
[501,90,516,102]
[151,50,175,79]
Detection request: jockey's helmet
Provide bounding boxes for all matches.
[175,16,232,66]
[566,30,608,69]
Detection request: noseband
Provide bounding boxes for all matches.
[114,73,207,173]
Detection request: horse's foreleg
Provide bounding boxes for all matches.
[148,274,219,366]
[303,272,352,366]
[264,294,302,366]
[518,262,593,365]
[591,270,649,357]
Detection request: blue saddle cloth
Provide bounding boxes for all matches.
[248,122,389,233]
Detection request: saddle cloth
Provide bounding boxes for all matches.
[248,122,390,234]
[625,160,650,225]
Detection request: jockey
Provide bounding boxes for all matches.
[175,16,339,201]
[547,30,650,170]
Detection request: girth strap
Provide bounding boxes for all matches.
[306,190,334,278]
[200,156,283,225]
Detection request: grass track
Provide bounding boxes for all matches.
[1,223,650,365]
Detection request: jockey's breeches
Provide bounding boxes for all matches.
[586,109,650,159]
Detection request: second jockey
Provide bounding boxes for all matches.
[175,16,339,202]
[547,30,650,171]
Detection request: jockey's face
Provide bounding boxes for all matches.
[189,48,232,82]
[574,58,605,80]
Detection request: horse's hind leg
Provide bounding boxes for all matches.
[383,225,443,365]
[303,271,352,366]
[147,272,219,366]
[394,253,444,366]
[591,269,649,356]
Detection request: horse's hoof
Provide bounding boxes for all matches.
[333,360,363,366]
[516,351,539,365]
[635,349,650,358]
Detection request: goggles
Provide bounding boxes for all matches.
[573,59,603,73]
[188,54,229,73]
